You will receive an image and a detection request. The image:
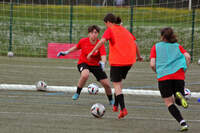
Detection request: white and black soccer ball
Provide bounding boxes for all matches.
[36,81,47,91]
[88,83,99,95]
[184,88,191,100]
[90,103,105,118]
[198,58,200,65]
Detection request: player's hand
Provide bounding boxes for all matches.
[99,61,105,71]
[57,51,69,57]
[136,56,143,62]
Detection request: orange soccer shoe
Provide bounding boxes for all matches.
[113,105,118,112]
[118,108,128,119]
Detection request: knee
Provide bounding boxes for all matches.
[82,74,89,80]
[115,89,122,95]
[81,72,89,80]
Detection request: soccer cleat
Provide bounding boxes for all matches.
[109,100,114,105]
[176,92,188,108]
[179,125,188,132]
[72,93,79,100]
[113,105,118,112]
[118,108,128,119]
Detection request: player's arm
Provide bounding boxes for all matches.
[150,58,156,72]
[131,34,143,61]
[135,42,143,61]
[57,46,78,57]
[87,38,106,60]
[179,45,191,68]
[184,52,191,67]
[150,45,156,72]
[99,55,106,71]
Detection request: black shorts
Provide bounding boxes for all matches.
[158,80,185,98]
[110,66,132,82]
[77,63,107,81]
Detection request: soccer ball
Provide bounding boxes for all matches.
[88,83,99,95]
[7,51,14,57]
[184,88,191,99]
[36,81,47,91]
[198,58,200,65]
[90,103,105,118]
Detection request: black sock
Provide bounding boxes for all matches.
[117,94,125,110]
[114,93,118,106]
[107,95,113,101]
[175,98,181,106]
[76,87,82,95]
[168,104,184,123]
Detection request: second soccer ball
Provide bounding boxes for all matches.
[88,83,99,95]
[184,88,191,100]
[36,81,47,91]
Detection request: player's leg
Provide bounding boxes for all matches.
[72,64,90,100]
[159,80,188,131]
[164,97,188,131]
[173,80,188,108]
[99,78,114,105]
[110,66,131,119]
[113,82,128,119]
[90,66,113,105]
[113,93,119,112]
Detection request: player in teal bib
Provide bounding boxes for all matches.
[150,27,191,132]
[155,42,187,78]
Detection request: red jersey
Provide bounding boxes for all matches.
[76,37,106,66]
[102,25,137,66]
[102,27,136,43]
[150,44,187,81]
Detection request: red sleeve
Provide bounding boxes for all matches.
[150,45,156,59]
[102,28,112,40]
[99,44,106,56]
[179,45,187,54]
[76,39,82,49]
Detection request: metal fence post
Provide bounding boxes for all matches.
[130,0,134,33]
[191,8,196,62]
[9,0,13,52]
[69,0,73,43]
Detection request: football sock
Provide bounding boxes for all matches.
[114,93,118,106]
[180,120,187,126]
[117,94,125,110]
[107,95,113,101]
[175,98,182,106]
[76,87,82,95]
[168,104,183,123]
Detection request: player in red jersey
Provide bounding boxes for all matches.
[87,13,143,119]
[57,25,114,105]
[150,27,191,131]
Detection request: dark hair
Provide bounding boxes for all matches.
[103,13,121,24]
[88,25,100,33]
[160,27,177,43]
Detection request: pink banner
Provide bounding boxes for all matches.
[47,43,81,59]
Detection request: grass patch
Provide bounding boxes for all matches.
[0,4,199,60]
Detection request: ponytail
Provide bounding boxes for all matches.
[104,13,122,24]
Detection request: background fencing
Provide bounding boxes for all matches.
[0,0,200,61]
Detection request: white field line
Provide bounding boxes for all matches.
[0,84,200,98]
[0,111,200,123]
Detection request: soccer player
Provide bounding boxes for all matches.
[57,25,114,105]
[150,27,191,131]
[87,13,143,119]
